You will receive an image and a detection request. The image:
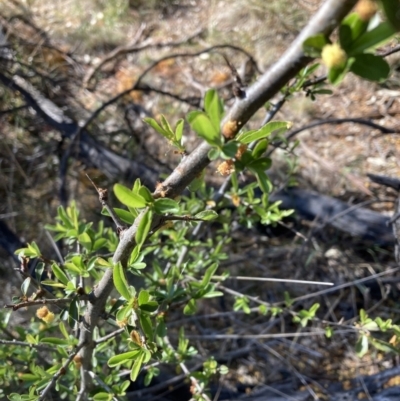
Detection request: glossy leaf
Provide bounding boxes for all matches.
[108,350,141,367]
[130,351,145,381]
[114,184,147,209]
[237,121,288,144]
[135,209,152,247]
[204,89,224,131]
[194,210,218,221]
[350,54,390,82]
[183,298,197,315]
[187,111,221,147]
[51,264,69,286]
[302,34,328,57]
[347,21,396,55]
[154,198,180,214]
[113,262,131,300]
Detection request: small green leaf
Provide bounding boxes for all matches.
[68,298,79,328]
[154,198,180,214]
[340,13,368,48]
[139,186,154,204]
[237,121,289,144]
[327,63,348,85]
[135,209,153,247]
[108,350,141,367]
[78,232,92,250]
[194,210,218,221]
[355,334,369,357]
[201,263,218,287]
[175,119,184,142]
[93,393,113,401]
[252,139,268,158]
[114,184,147,208]
[221,142,239,158]
[113,262,131,300]
[25,333,37,345]
[21,277,31,296]
[59,322,69,340]
[255,170,272,194]
[138,290,150,306]
[143,117,172,140]
[204,89,224,131]
[130,351,145,382]
[347,21,396,55]
[302,34,329,57]
[139,313,153,339]
[187,111,221,147]
[40,337,70,346]
[102,207,135,225]
[183,299,197,315]
[350,54,390,82]
[51,264,69,286]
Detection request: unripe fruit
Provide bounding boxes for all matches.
[36,306,55,323]
[321,43,347,69]
[355,0,378,21]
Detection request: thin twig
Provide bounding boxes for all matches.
[4,297,71,311]
[39,342,86,401]
[0,339,53,350]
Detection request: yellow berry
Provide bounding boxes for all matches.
[321,43,347,69]
[355,0,378,21]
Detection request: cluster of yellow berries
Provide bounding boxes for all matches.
[36,306,55,323]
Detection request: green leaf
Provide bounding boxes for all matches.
[248,157,272,172]
[340,13,368,48]
[130,351,145,382]
[302,34,329,57]
[175,119,184,142]
[138,290,150,306]
[183,298,197,315]
[93,393,113,401]
[139,313,153,339]
[51,264,69,286]
[40,337,70,346]
[143,117,172,140]
[59,322,69,340]
[139,300,158,312]
[194,210,218,221]
[135,209,152,247]
[255,170,272,194]
[40,280,66,288]
[114,184,147,208]
[201,263,218,287]
[355,334,369,357]
[350,54,390,82]
[21,277,31,296]
[252,139,268,158]
[204,89,224,131]
[154,198,180,214]
[102,207,135,225]
[327,64,348,85]
[380,0,400,31]
[237,121,289,144]
[187,111,221,147]
[68,298,79,328]
[108,350,141,367]
[347,21,396,55]
[78,232,92,250]
[221,142,239,159]
[160,115,175,138]
[113,262,131,300]
[139,186,154,204]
